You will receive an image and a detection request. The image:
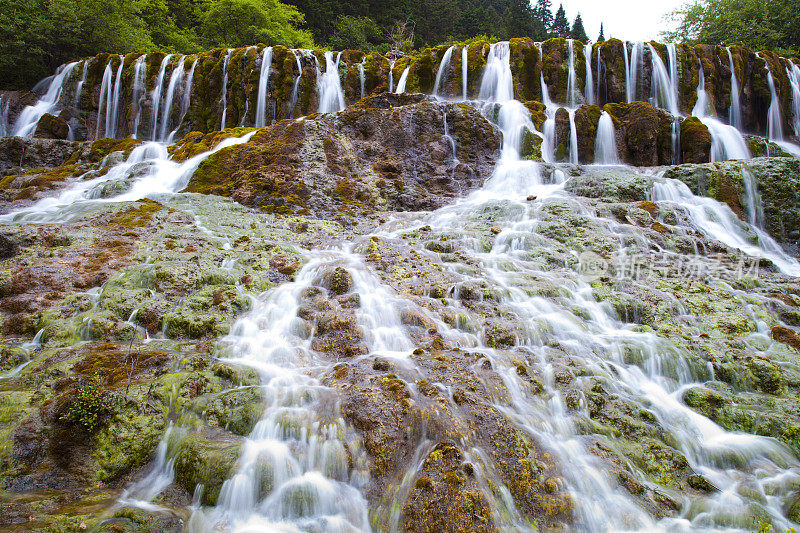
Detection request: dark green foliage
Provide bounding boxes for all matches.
[533,0,554,31]
[667,0,799,52]
[597,22,605,42]
[329,15,385,51]
[570,13,588,43]
[551,4,570,38]
[0,0,311,89]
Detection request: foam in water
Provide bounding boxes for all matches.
[594,111,620,164]
[694,62,751,161]
[394,65,410,94]
[432,45,456,97]
[12,62,77,138]
[648,43,678,114]
[316,51,345,113]
[254,47,273,128]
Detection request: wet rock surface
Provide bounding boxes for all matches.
[1,94,800,532]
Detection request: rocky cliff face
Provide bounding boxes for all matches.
[1,40,800,533]
[3,38,799,148]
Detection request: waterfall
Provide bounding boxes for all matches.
[158,56,185,142]
[760,55,783,141]
[12,62,78,138]
[432,45,456,97]
[566,39,578,107]
[462,45,469,100]
[167,58,198,143]
[394,66,410,94]
[594,111,619,164]
[596,44,602,103]
[741,164,764,228]
[73,60,89,108]
[652,179,800,275]
[107,55,125,138]
[254,47,273,128]
[667,43,679,111]
[316,51,346,114]
[358,59,366,99]
[626,42,644,102]
[694,63,751,161]
[583,43,594,105]
[0,96,8,137]
[479,42,514,102]
[388,60,395,93]
[131,55,147,139]
[786,63,800,138]
[623,41,631,102]
[727,48,743,130]
[289,49,305,116]
[118,424,187,509]
[219,49,233,130]
[150,54,173,141]
[649,44,678,115]
[95,62,114,139]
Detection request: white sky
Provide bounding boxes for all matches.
[558,0,687,42]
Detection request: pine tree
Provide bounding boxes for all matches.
[533,0,554,31]
[551,4,570,38]
[597,22,605,42]
[570,13,588,42]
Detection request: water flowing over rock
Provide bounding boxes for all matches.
[2,37,800,533]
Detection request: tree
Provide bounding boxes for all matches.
[533,0,554,31]
[199,0,313,48]
[570,13,588,42]
[666,0,799,51]
[597,22,605,42]
[329,15,383,51]
[551,4,570,38]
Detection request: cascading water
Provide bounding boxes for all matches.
[594,111,619,164]
[130,55,148,139]
[167,58,197,143]
[565,39,579,107]
[95,62,114,139]
[289,49,305,116]
[316,51,346,114]
[761,55,783,142]
[358,59,366,99]
[158,56,186,142]
[626,41,644,102]
[150,54,173,141]
[727,48,743,131]
[254,47,273,128]
[694,62,751,161]
[12,61,78,138]
[108,55,125,138]
[220,49,233,130]
[0,96,9,137]
[786,63,800,138]
[741,164,764,228]
[648,44,678,114]
[432,45,456,97]
[462,45,469,100]
[584,43,594,105]
[667,43,680,110]
[394,65,410,94]
[73,60,89,108]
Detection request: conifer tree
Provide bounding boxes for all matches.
[533,0,554,30]
[597,22,605,42]
[551,4,570,38]
[570,12,588,42]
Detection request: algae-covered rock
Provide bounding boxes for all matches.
[174,432,242,505]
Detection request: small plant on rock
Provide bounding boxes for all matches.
[60,375,119,433]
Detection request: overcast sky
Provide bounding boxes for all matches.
[558,0,687,43]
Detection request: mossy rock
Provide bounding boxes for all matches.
[173,432,241,505]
